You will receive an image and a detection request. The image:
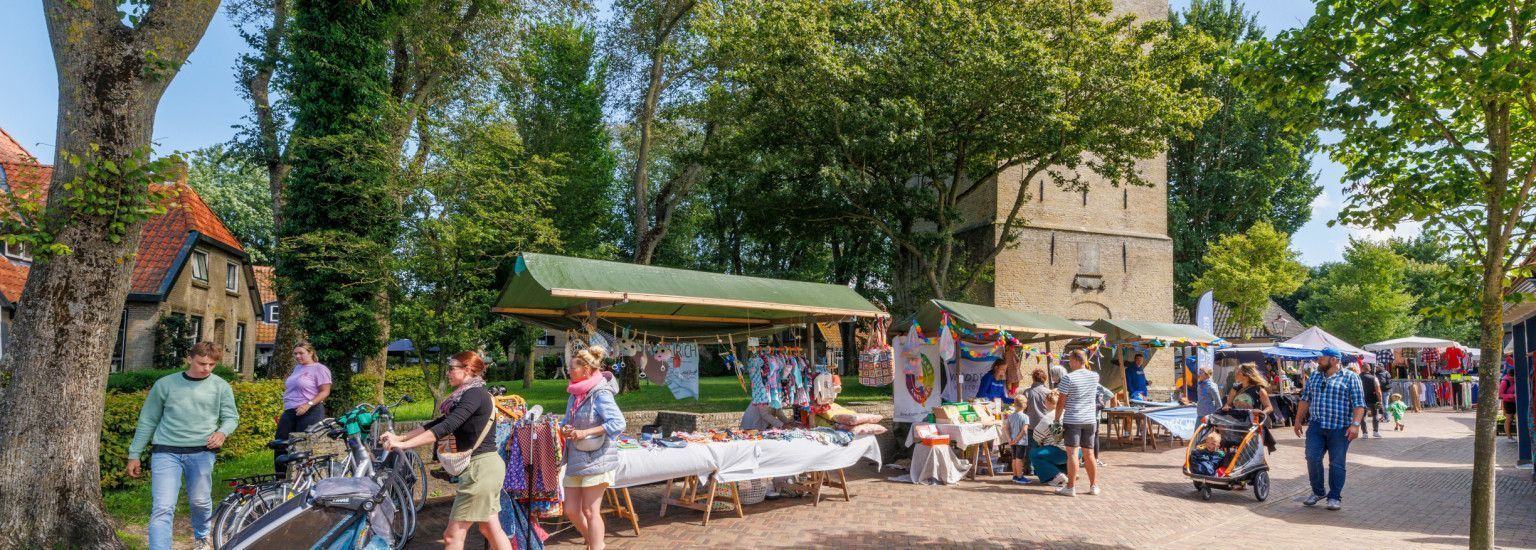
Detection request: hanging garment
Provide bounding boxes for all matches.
[859,316,895,386]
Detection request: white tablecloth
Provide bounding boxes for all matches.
[890,442,969,485]
[904,422,1002,448]
[613,435,882,486]
[613,444,715,488]
[715,435,882,483]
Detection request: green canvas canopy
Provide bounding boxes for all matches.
[492,253,884,337]
[914,299,1101,343]
[1088,318,1221,345]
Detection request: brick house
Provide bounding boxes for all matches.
[0,127,262,376]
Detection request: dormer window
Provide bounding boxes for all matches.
[2,242,31,262]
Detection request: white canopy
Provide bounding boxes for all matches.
[1363,336,1461,351]
[1282,326,1371,359]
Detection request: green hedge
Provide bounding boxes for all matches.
[100,367,438,489]
[106,366,237,393]
[99,379,286,490]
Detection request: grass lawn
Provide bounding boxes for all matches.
[392,376,893,421]
[104,450,274,549]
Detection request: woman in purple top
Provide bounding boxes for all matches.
[274,342,332,474]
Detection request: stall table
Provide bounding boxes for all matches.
[904,421,1003,479]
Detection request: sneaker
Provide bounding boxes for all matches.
[1327,499,1342,511]
[1012,476,1033,485]
[192,540,211,550]
[1096,459,1106,466]
[1088,485,1101,495]
[1372,433,1382,439]
[1050,473,1069,487]
[1303,494,1324,507]
[1056,486,1076,497]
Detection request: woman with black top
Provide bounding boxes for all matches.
[382,351,511,550]
[1222,362,1277,452]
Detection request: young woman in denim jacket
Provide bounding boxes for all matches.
[561,346,626,549]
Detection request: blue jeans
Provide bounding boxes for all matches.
[1029,445,1069,484]
[1304,426,1350,500]
[149,451,215,550]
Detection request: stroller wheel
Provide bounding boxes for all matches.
[1199,483,1212,501]
[1253,471,1270,502]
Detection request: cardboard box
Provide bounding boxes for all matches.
[933,405,963,424]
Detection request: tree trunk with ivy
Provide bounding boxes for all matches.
[0,2,219,547]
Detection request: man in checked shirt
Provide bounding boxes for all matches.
[1294,347,1366,511]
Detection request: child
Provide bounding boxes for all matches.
[1387,393,1408,431]
[1190,432,1225,476]
[1007,391,1032,484]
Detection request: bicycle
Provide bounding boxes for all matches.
[209,429,336,547]
[223,405,417,550]
[367,394,430,511]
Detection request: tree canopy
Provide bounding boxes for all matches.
[1188,221,1307,335]
[709,0,1218,315]
[1167,0,1321,301]
[1301,239,1417,346]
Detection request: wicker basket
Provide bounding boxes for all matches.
[738,478,771,505]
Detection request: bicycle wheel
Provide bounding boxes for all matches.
[225,482,288,536]
[209,491,245,548]
[379,468,415,549]
[399,449,429,511]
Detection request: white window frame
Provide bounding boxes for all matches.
[190,250,209,282]
[188,315,204,342]
[267,302,281,323]
[2,242,31,262]
[235,323,246,369]
[225,261,239,292]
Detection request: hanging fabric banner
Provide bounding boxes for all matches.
[652,342,700,400]
[956,357,1000,401]
[892,334,944,423]
[1141,404,1199,441]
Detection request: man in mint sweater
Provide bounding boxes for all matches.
[126,341,239,550]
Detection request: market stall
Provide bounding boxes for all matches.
[1088,318,1222,451]
[491,252,890,532]
[893,299,1101,482]
[1364,336,1473,411]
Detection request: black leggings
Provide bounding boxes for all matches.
[274,404,326,475]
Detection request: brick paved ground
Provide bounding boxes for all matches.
[411,410,1536,549]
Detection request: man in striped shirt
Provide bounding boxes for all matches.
[1052,350,1101,497]
[1294,347,1365,511]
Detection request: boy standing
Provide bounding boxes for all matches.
[1006,390,1032,484]
[126,342,240,550]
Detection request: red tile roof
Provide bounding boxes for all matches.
[252,265,276,304]
[0,260,27,307]
[2,127,249,301]
[252,265,278,344]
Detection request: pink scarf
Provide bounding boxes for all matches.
[567,373,604,411]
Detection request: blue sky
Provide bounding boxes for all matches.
[0,1,1409,266]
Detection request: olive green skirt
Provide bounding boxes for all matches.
[449,452,505,522]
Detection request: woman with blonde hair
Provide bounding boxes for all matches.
[561,346,626,549]
[1223,362,1277,452]
[381,352,510,550]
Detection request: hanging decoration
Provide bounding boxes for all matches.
[937,312,957,361]
[901,324,935,405]
[858,316,895,386]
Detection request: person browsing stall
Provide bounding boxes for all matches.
[1006,390,1032,484]
[381,352,511,550]
[561,346,626,550]
[1294,347,1366,511]
[126,341,239,550]
[274,342,331,476]
[1052,350,1101,497]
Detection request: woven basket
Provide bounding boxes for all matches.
[738,478,771,505]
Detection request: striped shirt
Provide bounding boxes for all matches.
[1300,369,1366,429]
[1056,369,1101,425]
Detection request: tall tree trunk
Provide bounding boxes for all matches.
[522,351,535,389]
[1469,104,1513,550]
[361,290,390,403]
[0,2,219,546]
[631,46,665,265]
[244,0,301,378]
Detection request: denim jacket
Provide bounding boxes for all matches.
[561,386,626,476]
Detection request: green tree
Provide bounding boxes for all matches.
[710,0,1217,315]
[1390,234,1481,345]
[512,20,620,258]
[1258,3,1536,543]
[185,146,276,264]
[1301,240,1417,345]
[280,0,405,400]
[1189,221,1307,336]
[394,114,560,399]
[1167,0,1321,300]
[0,1,222,545]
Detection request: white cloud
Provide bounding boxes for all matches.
[1311,191,1333,211]
[1344,220,1423,243]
